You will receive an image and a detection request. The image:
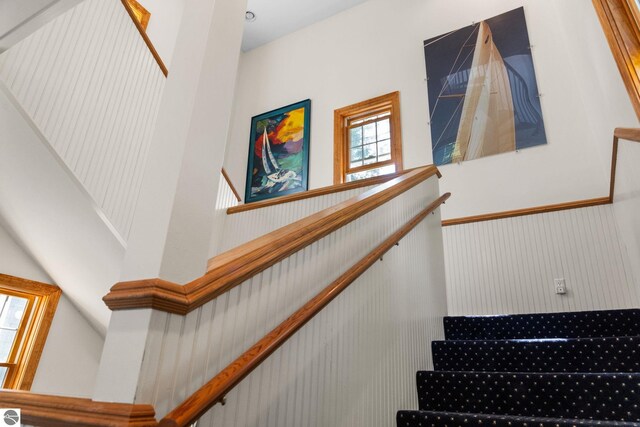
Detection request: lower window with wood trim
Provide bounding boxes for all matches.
[0,274,61,390]
[334,92,403,183]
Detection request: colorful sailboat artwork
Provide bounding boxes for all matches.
[245,99,311,203]
[424,7,547,166]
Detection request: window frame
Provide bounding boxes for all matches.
[0,274,61,390]
[593,0,640,120]
[333,92,403,184]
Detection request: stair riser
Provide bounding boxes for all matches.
[432,336,640,373]
[417,371,640,421]
[444,309,640,340]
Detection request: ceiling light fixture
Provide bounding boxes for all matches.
[245,11,257,22]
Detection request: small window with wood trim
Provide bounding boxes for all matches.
[0,274,61,390]
[334,92,403,183]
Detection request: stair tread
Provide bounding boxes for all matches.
[444,309,640,340]
[397,410,640,426]
[416,371,640,421]
[432,336,640,373]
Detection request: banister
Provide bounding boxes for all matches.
[103,165,441,314]
[0,390,158,426]
[442,128,640,226]
[157,192,451,427]
[120,0,168,77]
[227,166,441,214]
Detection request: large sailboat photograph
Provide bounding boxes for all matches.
[424,7,547,166]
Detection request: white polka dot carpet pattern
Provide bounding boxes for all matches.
[397,308,640,427]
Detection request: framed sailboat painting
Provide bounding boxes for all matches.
[424,7,547,166]
[244,99,311,203]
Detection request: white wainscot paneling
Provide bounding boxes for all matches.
[0,0,165,242]
[613,140,640,288]
[215,184,378,255]
[443,205,640,316]
[134,177,448,427]
[208,172,241,257]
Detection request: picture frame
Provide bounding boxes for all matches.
[244,99,311,203]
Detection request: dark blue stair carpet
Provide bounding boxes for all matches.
[417,371,640,422]
[397,410,640,426]
[444,309,640,340]
[432,336,640,373]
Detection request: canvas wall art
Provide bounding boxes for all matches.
[244,100,311,203]
[424,7,547,166]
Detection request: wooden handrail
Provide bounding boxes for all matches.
[103,166,441,314]
[227,166,440,214]
[0,390,158,426]
[120,0,168,77]
[442,127,640,227]
[221,168,242,202]
[158,192,451,427]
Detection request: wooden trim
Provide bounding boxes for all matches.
[120,0,168,77]
[227,166,440,214]
[157,192,450,427]
[441,197,612,227]
[0,390,158,426]
[103,166,441,314]
[0,274,61,391]
[333,92,403,184]
[593,0,640,119]
[442,127,640,227]
[125,0,151,31]
[221,168,242,203]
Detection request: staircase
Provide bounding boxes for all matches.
[397,309,640,426]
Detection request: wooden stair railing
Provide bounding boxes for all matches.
[103,165,442,314]
[442,127,640,226]
[0,390,158,426]
[157,192,451,427]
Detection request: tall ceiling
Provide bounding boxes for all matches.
[241,0,370,51]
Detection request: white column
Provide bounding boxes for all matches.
[93,0,247,403]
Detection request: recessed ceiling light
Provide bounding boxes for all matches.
[245,11,256,22]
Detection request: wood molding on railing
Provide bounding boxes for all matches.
[103,166,441,314]
[593,0,640,120]
[227,166,440,214]
[221,168,242,202]
[0,390,158,426]
[157,192,451,427]
[120,0,168,77]
[442,127,640,227]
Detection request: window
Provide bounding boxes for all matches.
[0,274,61,390]
[333,92,403,183]
[593,0,640,119]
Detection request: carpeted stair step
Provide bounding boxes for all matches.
[444,309,640,340]
[432,336,640,373]
[417,371,640,422]
[397,410,640,426]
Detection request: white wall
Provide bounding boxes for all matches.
[612,139,640,290]
[0,222,104,398]
[224,0,638,220]
[140,0,186,68]
[443,205,640,315]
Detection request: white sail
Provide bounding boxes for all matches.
[452,21,516,162]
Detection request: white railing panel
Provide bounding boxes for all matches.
[0,0,165,242]
[217,184,378,254]
[613,139,640,288]
[134,176,447,427]
[443,204,640,316]
[209,172,241,257]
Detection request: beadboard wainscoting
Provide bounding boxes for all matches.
[134,177,447,427]
[443,204,640,316]
[215,184,377,255]
[208,171,241,258]
[613,139,640,289]
[0,0,165,242]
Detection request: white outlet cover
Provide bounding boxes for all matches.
[554,278,567,294]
